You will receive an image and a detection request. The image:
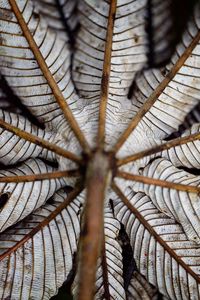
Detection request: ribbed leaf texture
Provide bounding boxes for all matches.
[1,1,200,300]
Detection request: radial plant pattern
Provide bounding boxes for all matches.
[1,0,200,299]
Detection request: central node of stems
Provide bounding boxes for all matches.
[86,150,113,185]
[82,150,117,181]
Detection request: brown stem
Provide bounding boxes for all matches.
[117,171,200,193]
[111,183,200,283]
[117,131,200,166]
[0,169,80,183]
[0,119,81,164]
[0,186,82,261]
[10,0,90,154]
[112,31,200,153]
[98,0,117,148]
[101,233,110,300]
[77,151,110,300]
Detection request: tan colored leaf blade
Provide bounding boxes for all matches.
[162,123,200,169]
[128,271,161,300]
[0,189,83,299]
[33,0,78,41]
[73,0,147,149]
[113,4,200,154]
[96,206,125,299]
[0,158,67,232]
[131,158,200,243]
[0,0,70,130]
[117,125,200,166]
[112,185,200,299]
[1,0,89,153]
[0,111,81,164]
[0,110,56,164]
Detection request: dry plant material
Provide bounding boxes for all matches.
[1,1,200,300]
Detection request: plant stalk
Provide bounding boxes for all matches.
[77,151,111,300]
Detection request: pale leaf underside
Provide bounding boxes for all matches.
[0,0,200,300]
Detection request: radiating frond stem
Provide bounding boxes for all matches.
[10,0,90,154]
[0,119,81,164]
[0,169,80,183]
[111,183,200,283]
[117,131,200,166]
[98,0,117,148]
[101,233,111,300]
[77,152,110,300]
[0,186,83,261]
[117,171,200,193]
[112,30,200,153]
